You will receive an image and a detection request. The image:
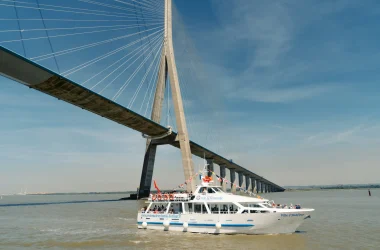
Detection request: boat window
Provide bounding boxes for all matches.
[219,203,238,214]
[198,187,207,194]
[240,203,262,208]
[207,188,215,194]
[185,203,193,213]
[261,203,273,208]
[148,202,169,213]
[191,203,209,214]
[202,204,209,214]
[211,188,220,192]
[168,202,182,214]
[216,188,224,192]
[249,209,259,213]
[209,204,219,214]
[194,204,202,213]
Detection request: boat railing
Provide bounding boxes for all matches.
[148,193,191,202]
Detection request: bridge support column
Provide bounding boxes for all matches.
[166,0,196,192]
[251,178,257,193]
[138,48,167,198]
[265,183,268,193]
[230,169,236,194]
[206,159,214,177]
[219,165,227,192]
[261,182,264,193]
[245,175,251,194]
[256,180,261,193]
[238,172,244,195]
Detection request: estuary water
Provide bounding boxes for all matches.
[0,189,379,250]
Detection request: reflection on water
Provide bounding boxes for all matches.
[0,190,379,250]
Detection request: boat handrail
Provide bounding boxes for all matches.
[148,193,192,202]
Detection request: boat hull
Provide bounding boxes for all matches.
[137,209,313,235]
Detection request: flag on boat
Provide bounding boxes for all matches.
[153,180,161,194]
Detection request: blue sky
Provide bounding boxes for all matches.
[1,0,380,194]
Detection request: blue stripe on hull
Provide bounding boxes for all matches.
[137,221,254,227]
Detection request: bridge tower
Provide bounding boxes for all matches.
[138,0,195,198]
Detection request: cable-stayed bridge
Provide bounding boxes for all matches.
[0,0,285,196]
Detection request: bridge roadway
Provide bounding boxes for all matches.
[0,46,285,192]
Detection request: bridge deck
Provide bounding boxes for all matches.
[0,46,284,191]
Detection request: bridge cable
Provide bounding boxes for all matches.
[1,0,158,18]
[91,34,163,92]
[112,38,163,101]
[76,0,164,18]
[128,42,163,109]
[80,33,163,88]
[0,25,162,45]
[29,26,163,61]
[0,18,162,23]
[96,35,163,94]
[139,48,163,114]
[12,0,26,57]
[36,0,60,73]
[2,0,162,17]
[109,36,164,98]
[0,23,163,33]
[63,30,162,77]
[0,2,162,19]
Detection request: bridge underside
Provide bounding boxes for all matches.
[0,46,285,193]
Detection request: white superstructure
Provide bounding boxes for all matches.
[137,181,314,234]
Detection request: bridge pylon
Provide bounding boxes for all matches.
[138,0,195,198]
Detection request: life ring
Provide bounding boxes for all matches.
[152,194,157,201]
[164,194,169,201]
[169,194,174,201]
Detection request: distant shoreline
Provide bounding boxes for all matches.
[4,184,379,196]
[285,184,380,191]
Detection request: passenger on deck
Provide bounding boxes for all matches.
[213,205,218,212]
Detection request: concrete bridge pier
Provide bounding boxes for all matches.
[256,180,261,193]
[238,172,244,195]
[206,158,214,177]
[219,165,227,192]
[265,183,268,193]
[261,182,264,193]
[251,178,256,193]
[229,169,236,194]
[245,175,251,194]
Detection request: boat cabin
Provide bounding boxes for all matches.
[144,185,275,215]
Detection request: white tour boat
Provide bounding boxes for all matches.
[137,176,314,234]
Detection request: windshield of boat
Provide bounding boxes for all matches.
[261,203,273,208]
[212,188,224,193]
[239,202,262,208]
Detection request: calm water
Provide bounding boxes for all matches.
[0,189,379,250]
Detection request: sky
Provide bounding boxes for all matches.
[1,0,380,194]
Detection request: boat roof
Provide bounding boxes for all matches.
[148,184,268,203]
[192,191,269,203]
